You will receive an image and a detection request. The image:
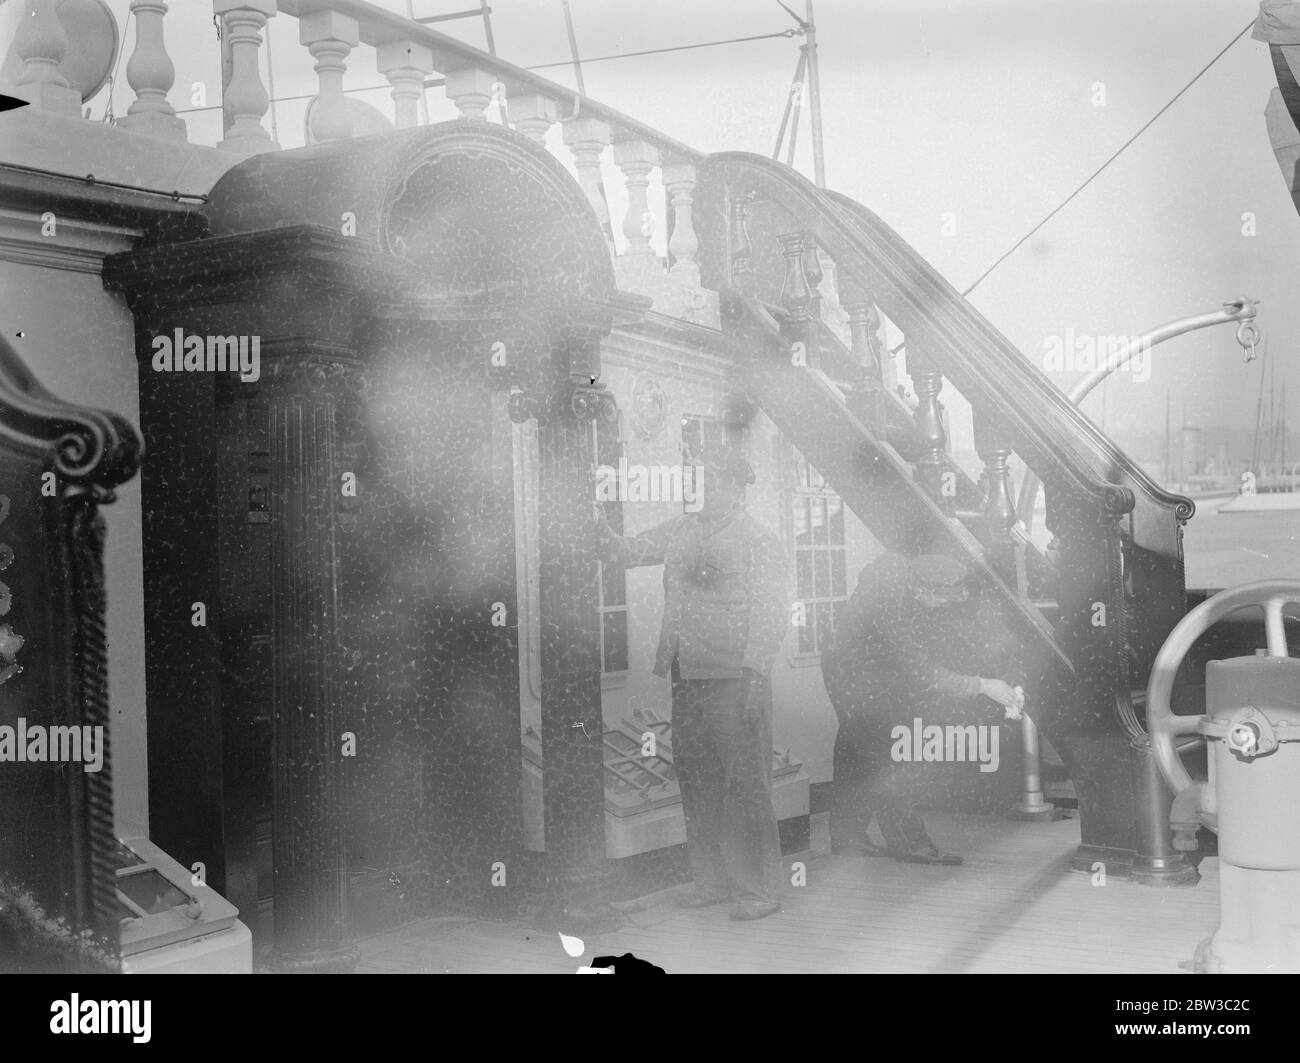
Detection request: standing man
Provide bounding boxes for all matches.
[596,444,790,920]
[821,552,1025,865]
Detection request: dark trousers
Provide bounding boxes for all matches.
[671,662,782,903]
[827,686,930,852]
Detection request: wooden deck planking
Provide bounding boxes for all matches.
[357,813,1222,973]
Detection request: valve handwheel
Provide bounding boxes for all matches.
[1146,579,1300,794]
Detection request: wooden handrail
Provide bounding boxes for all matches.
[700,151,1193,526]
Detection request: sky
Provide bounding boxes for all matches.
[81,0,1300,449]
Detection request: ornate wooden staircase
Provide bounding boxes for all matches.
[691,151,1196,875]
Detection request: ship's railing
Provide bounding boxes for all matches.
[6,0,729,317]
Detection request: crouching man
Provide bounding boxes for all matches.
[595,445,791,921]
[821,552,1024,865]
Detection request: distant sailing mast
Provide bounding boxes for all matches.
[1223,338,1297,511]
[772,1,827,187]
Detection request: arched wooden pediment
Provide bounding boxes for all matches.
[203,122,616,307]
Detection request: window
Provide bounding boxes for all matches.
[792,450,847,654]
[597,535,628,674]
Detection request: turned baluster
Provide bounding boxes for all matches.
[844,299,886,435]
[13,0,80,115]
[511,93,558,145]
[974,409,1018,579]
[562,117,614,249]
[613,137,660,259]
[802,235,823,321]
[214,0,278,155]
[300,10,358,143]
[445,67,495,119]
[663,158,700,290]
[909,351,952,515]
[118,0,186,139]
[778,231,813,324]
[728,190,754,291]
[377,40,433,129]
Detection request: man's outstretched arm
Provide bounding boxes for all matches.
[594,509,684,569]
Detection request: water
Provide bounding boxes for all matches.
[1183,498,1300,589]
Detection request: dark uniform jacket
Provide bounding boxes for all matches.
[821,552,980,708]
[603,508,790,681]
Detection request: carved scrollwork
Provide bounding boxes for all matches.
[1100,483,1136,517]
[570,384,617,424]
[1,336,143,495]
[508,382,617,426]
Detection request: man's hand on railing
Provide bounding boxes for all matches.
[979,677,1026,719]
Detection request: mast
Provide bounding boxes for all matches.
[1180,401,1187,488]
[1251,341,1268,474]
[1170,389,1180,483]
[1269,353,1277,476]
[805,0,827,187]
[774,1,826,186]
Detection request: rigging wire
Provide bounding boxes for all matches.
[172,27,799,116]
[959,18,1256,300]
[885,17,1257,358]
[524,30,798,72]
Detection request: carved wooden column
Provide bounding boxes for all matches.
[300,9,358,143]
[909,350,952,515]
[377,40,433,129]
[563,117,614,248]
[12,0,80,114]
[215,0,279,155]
[261,352,360,972]
[118,0,186,140]
[510,332,619,931]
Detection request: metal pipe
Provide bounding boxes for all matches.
[772,49,808,161]
[1017,298,1258,535]
[1129,733,1200,886]
[1013,713,1056,819]
[560,0,585,95]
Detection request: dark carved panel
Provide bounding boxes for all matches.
[0,332,141,971]
[102,122,631,961]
